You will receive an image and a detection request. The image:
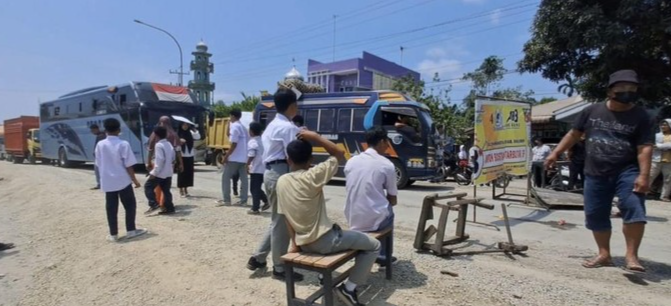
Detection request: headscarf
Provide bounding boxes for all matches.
[149,116,180,151]
[458,145,468,160]
[178,123,194,153]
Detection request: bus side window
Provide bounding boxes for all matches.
[319,109,334,132]
[352,109,367,132]
[338,109,352,132]
[306,110,319,131]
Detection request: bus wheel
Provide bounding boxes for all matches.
[58,148,71,168]
[28,153,36,164]
[391,159,409,189]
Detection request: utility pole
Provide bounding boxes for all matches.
[134,19,188,86]
[400,46,405,66]
[332,15,337,62]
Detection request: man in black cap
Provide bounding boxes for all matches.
[545,70,653,272]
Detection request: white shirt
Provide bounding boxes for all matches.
[180,130,201,157]
[247,136,265,174]
[228,120,248,163]
[262,113,299,163]
[150,139,175,179]
[532,144,551,162]
[344,148,398,232]
[95,135,137,192]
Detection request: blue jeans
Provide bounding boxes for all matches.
[94,165,101,187]
[584,166,647,232]
[374,206,394,261]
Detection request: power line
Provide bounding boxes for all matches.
[216,1,537,64]
[214,17,533,82]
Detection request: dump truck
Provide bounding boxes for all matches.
[0,124,6,160]
[205,112,253,168]
[3,116,44,164]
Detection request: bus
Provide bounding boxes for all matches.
[39,82,206,167]
[254,90,438,188]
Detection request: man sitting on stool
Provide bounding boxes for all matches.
[279,130,380,306]
[344,126,398,267]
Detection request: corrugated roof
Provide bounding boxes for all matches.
[531,96,584,123]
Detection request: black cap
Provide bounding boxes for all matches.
[608,70,639,87]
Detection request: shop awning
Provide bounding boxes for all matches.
[531,96,589,123]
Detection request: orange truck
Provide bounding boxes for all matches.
[3,116,43,164]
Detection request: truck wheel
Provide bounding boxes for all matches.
[41,158,50,164]
[214,151,224,169]
[58,148,71,168]
[13,156,24,164]
[391,159,409,189]
[28,153,36,164]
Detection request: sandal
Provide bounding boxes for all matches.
[582,255,614,268]
[623,260,646,273]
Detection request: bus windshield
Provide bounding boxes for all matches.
[141,103,206,138]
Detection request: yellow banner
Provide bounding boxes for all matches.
[472,99,531,185]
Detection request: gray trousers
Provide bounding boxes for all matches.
[222,162,248,203]
[252,163,290,271]
[302,226,381,285]
[94,165,101,187]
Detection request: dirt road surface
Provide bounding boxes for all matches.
[1,162,670,306]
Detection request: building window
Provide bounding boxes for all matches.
[79,102,83,112]
[120,94,127,106]
[338,109,352,132]
[372,72,395,90]
[197,72,202,81]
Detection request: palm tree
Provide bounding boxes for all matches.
[557,76,577,97]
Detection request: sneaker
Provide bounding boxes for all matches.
[90,186,100,190]
[233,191,239,197]
[126,228,148,240]
[158,210,176,215]
[247,209,260,215]
[107,235,119,242]
[261,202,270,211]
[234,201,247,206]
[215,200,231,207]
[246,257,267,271]
[144,206,160,215]
[335,284,363,306]
[272,269,304,282]
[375,256,398,267]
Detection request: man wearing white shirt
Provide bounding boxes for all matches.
[218,109,249,206]
[345,126,398,266]
[144,126,176,215]
[246,121,268,215]
[95,118,146,242]
[246,88,304,282]
[531,137,552,187]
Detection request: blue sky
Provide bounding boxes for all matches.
[0,0,565,122]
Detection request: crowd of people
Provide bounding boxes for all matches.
[91,88,396,305]
[71,69,658,306]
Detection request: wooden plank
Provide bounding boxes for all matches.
[414,196,434,250]
[433,206,450,254]
[423,225,437,242]
[368,227,392,239]
[280,252,302,263]
[296,254,325,266]
[313,250,357,269]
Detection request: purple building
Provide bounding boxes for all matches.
[307,52,420,93]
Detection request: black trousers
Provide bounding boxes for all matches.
[105,184,137,236]
[144,176,174,212]
[250,173,268,211]
[568,162,584,190]
[531,162,545,187]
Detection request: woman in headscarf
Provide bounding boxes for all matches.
[651,118,671,201]
[178,121,201,197]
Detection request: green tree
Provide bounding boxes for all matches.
[211,92,261,118]
[518,0,671,104]
[392,74,469,141]
[538,97,558,104]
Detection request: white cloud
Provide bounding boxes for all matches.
[417,58,463,80]
[416,44,470,80]
[490,9,502,25]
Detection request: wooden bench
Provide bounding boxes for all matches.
[281,228,392,306]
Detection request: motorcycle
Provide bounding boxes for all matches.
[435,151,472,185]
